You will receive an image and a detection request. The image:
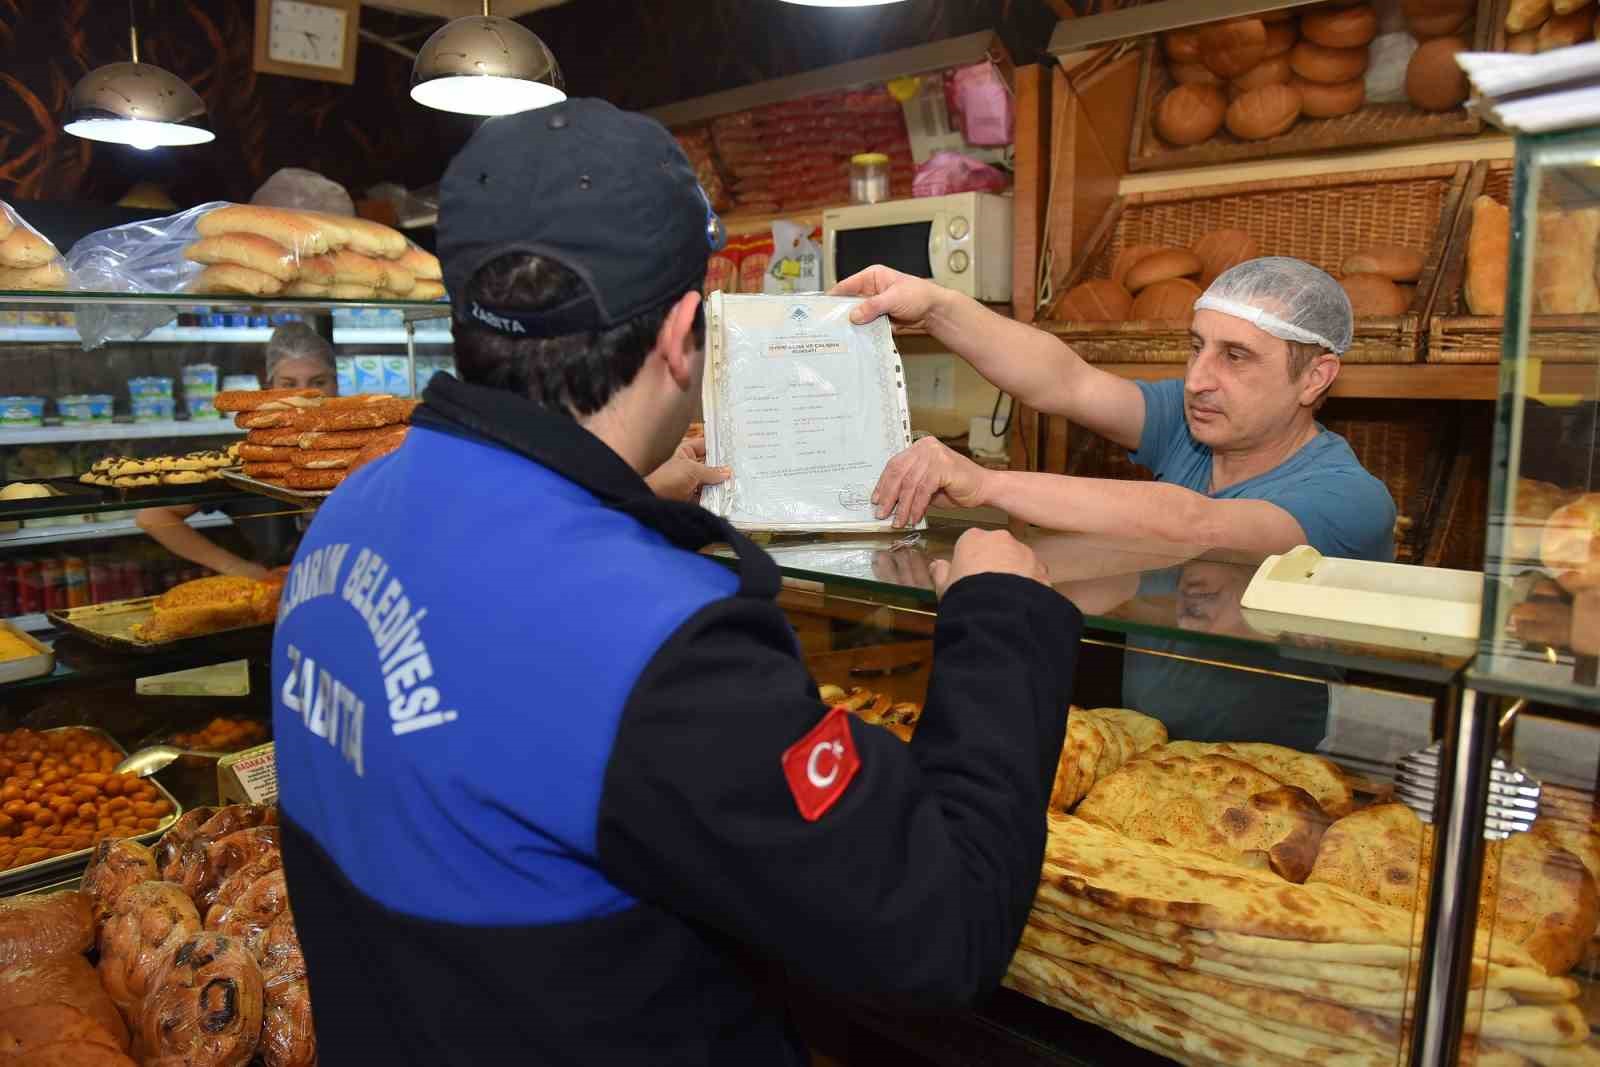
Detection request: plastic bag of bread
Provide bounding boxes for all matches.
[0,892,93,971]
[0,201,67,292]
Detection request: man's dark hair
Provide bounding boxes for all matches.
[452,253,705,416]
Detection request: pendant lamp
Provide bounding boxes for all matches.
[63,6,213,150]
[778,1,910,5]
[410,1,566,117]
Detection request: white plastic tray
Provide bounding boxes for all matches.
[1239,545,1483,654]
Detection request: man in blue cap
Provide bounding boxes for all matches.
[271,99,1081,1065]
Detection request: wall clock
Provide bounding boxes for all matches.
[254,0,361,85]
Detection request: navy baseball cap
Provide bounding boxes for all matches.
[438,98,725,338]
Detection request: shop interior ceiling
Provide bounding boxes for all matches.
[365,1,572,16]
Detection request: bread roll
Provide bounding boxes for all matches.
[1508,28,1540,51]
[1156,83,1227,145]
[196,205,341,256]
[1130,278,1202,322]
[1406,37,1469,110]
[1199,18,1269,79]
[1290,41,1371,83]
[1541,494,1600,586]
[190,264,285,297]
[1230,54,1294,94]
[1055,279,1132,322]
[1292,75,1366,117]
[1192,229,1259,286]
[1111,244,1163,287]
[397,245,442,281]
[1342,245,1425,282]
[1465,199,1508,317]
[1340,273,1409,316]
[1538,6,1594,49]
[319,214,406,259]
[1163,28,1203,62]
[1504,0,1552,31]
[1534,207,1600,314]
[184,234,300,282]
[410,280,447,301]
[1170,61,1222,85]
[1407,7,1472,36]
[1226,83,1303,140]
[1302,4,1378,47]
[328,282,379,300]
[1555,0,1591,13]
[0,261,67,290]
[1124,248,1202,292]
[1252,25,1293,60]
[0,228,55,269]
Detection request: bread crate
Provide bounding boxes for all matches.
[1428,158,1600,364]
[1042,163,1471,364]
[1127,0,1494,173]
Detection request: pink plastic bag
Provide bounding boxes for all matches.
[950,62,1013,146]
[912,151,1009,199]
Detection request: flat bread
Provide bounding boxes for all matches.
[1078,706,1168,754]
[1157,739,1355,817]
[1075,754,1330,882]
[1306,803,1431,910]
[1052,714,1104,812]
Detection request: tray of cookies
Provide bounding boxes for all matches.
[75,443,241,496]
[218,386,414,497]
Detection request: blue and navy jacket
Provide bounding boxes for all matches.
[271,373,1082,1066]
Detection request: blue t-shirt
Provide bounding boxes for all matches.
[1121,378,1397,750]
[1132,377,1396,561]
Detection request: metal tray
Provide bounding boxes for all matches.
[0,725,183,895]
[0,482,101,519]
[46,596,271,654]
[220,467,331,505]
[57,471,231,501]
[0,620,53,684]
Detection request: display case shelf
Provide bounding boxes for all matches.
[0,419,240,446]
[0,290,449,319]
[0,485,254,523]
[0,512,231,550]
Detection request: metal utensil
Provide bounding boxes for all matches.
[1395,700,1541,839]
[114,744,230,778]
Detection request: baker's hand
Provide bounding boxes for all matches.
[647,434,731,503]
[831,265,947,330]
[930,529,1051,598]
[873,436,989,528]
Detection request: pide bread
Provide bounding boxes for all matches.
[183,234,300,282]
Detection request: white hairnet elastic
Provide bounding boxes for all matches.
[1192,256,1354,355]
[265,322,335,377]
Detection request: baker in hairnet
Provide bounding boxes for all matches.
[835,256,1395,562]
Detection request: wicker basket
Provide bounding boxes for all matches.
[1428,159,1600,364]
[1423,409,1491,569]
[1126,0,1493,174]
[1042,164,1471,364]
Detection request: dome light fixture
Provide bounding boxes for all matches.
[63,10,213,151]
[778,0,911,6]
[410,1,566,117]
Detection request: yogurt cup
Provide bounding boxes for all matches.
[127,376,173,399]
[186,395,220,420]
[58,394,113,424]
[181,363,219,396]
[0,396,44,426]
[131,396,176,423]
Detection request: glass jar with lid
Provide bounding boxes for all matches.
[850,153,890,205]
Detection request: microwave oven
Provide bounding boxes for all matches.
[822,192,1012,304]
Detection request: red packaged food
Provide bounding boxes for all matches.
[38,558,62,612]
[0,561,15,618]
[14,560,39,616]
[704,249,739,298]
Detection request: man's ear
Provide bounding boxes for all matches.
[656,291,702,390]
[1299,352,1340,408]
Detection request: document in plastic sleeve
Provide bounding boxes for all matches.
[700,292,920,532]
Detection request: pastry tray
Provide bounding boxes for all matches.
[0,726,183,895]
[220,468,331,505]
[46,596,271,654]
[0,619,53,684]
[46,474,231,503]
[0,483,100,519]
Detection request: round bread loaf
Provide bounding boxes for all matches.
[1130,278,1203,323]
[1111,244,1164,287]
[1407,7,1471,37]
[1230,54,1293,94]
[1538,6,1594,49]
[1405,37,1469,111]
[1170,60,1222,85]
[1302,4,1378,47]
[1192,229,1259,286]
[1262,20,1299,57]
[1341,245,1424,282]
[1340,273,1409,316]
[1290,41,1371,83]
[1163,28,1203,62]
[1124,248,1202,292]
[1156,83,1227,145]
[1226,83,1303,140]
[1292,75,1366,117]
[1199,18,1268,79]
[1507,28,1539,52]
[1055,280,1133,322]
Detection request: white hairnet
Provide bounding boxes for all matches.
[1192,256,1354,355]
[265,322,335,377]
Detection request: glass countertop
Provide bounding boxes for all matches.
[712,521,1476,687]
[0,290,449,320]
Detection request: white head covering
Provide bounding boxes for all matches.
[1192,256,1353,355]
[265,321,335,379]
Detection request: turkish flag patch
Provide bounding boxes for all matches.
[781,706,862,822]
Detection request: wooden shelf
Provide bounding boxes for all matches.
[1089,362,1500,401]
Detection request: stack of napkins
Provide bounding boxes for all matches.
[1459,43,1600,133]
